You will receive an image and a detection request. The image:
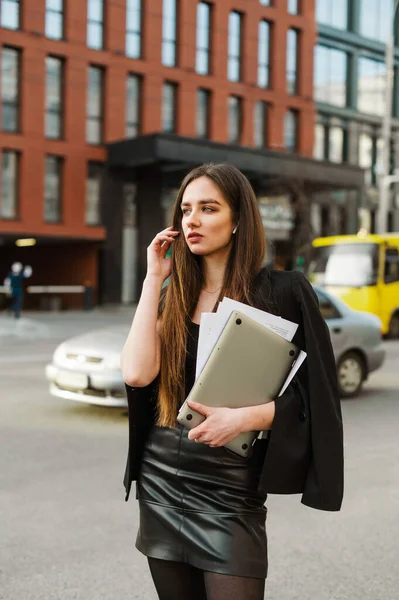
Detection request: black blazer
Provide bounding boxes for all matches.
[123,269,344,512]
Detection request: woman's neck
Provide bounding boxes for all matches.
[202,254,228,292]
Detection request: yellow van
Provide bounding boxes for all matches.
[308,233,399,338]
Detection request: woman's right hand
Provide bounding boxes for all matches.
[146,226,179,282]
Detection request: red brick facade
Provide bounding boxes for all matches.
[0,0,317,304]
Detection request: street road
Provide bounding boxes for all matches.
[1,313,398,600]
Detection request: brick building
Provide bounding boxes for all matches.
[0,0,363,306]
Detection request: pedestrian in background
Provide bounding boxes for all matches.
[4,262,32,319]
[121,163,343,600]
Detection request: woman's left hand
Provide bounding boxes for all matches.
[186,401,244,447]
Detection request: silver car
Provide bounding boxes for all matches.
[45,287,386,406]
[313,286,385,398]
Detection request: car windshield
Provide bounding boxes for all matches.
[308,243,379,287]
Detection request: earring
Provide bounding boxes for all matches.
[232,225,238,234]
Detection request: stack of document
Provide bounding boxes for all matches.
[196,297,307,397]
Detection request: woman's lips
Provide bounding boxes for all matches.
[188,234,203,243]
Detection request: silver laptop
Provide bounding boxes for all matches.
[177,310,300,457]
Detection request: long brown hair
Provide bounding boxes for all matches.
[157,163,267,426]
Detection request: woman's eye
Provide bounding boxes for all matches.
[203,207,214,212]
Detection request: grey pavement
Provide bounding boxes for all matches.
[0,306,135,343]
[1,317,399,600]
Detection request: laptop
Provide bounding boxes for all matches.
[177,310,300,457]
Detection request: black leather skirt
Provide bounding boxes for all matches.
[135,425,268,578]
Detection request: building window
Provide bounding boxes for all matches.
[314,45,347,107]
[126,0,141,58]
[1,150,19,219]
[316,0,348,29]
[126,74,141,137]
[86,162,103,225]
[44,156,62,223]
[1,47,20,133]
[357,126,390,187]
[258,21,271,88]
[86,66,104,144]
[0,0,20,29]
[228,96,242,144]
[314,116,347,163]
[359,0,394,43]
[314,122,326,160]
[162,0,178,67]
[196,88,210,138]
[286,29,298,95]
[162,82,177,133]
[45,57,63,139]
[196,2,211,75]
[87,0,104,50]
[254,101,268,148]
[228,11,242,82]
[288,0,299,15]
[358,57,386,116]
[284,109,298,152]
[45,0,63,40]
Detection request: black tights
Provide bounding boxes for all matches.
[148,557,265,600]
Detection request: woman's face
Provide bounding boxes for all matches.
[180,176,236,257]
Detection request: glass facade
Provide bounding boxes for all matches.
[1,47,20,133]
[45,57,63,139]
[314,45,347,107]
[0,0,20,30]
[86,162,103,225]
[286,29,298,95]
[126,74,141,137]
[359,0,394,43]
[316,0,348,29]
[196,2,211,75]
[86,66,104,144]
[228,12,242,82]
[1,150,18,219]
[254,101,268,148]
[45,0,63,40]
[162,0,178,67]
[87,0,104,50]
[284,110,298,151]
[162,82,177,133]
[258,21,271,88]
[196,89,210,138]
[126,0,141,59]
[358,57,386,116]
[228,96,242,143]
[44,156,62,223]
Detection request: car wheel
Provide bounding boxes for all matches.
[388,313,399,340]
[337,352,365,398]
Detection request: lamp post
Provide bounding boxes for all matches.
[377,0,399,234]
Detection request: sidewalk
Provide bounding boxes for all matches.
[0,305,136,342]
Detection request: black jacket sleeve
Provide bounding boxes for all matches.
[294,272,344,510]
[259,271,344,512]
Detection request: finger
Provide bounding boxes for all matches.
[153,234,177,245]
[159,241,171,258]
[188,424,206,441]
[187,401,210,417]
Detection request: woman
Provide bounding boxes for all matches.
[121,163,343,600]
